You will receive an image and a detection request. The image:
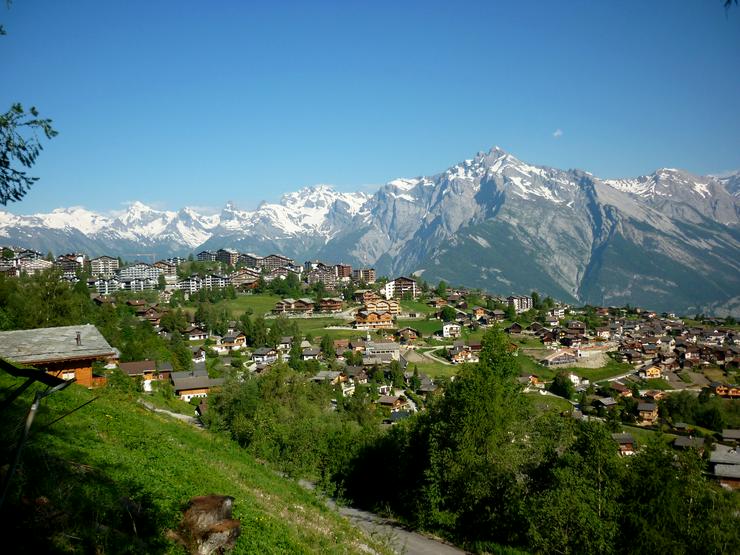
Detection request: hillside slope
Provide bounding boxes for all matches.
[0,375,386,554]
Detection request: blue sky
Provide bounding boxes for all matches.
[2,0,739,213]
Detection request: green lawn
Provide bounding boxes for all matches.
[524,391,574,413]
[0,373,387,554]
[514,355,633,383]
[217,293,282,317]
[641,378,673,390]
[396,318,443,336]
[408,360,459,379]
[400,299,437,315]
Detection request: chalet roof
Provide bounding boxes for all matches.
[171,373,224,392]
[722,429,740,441]
[119,360,157,376]
[638,402,657,411]
[0,324,116,365]
[710,445,740,465]
[713,464,740,479]
[311,370,341,382]
[253,347,276,356]
[611,433,635,445]
[674,436,705,449]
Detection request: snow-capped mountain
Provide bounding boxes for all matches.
[1,148,738,315]
[0,186,371,257]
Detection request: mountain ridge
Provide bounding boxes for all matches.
[1,148,738,315]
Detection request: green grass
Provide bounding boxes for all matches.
[524,391,573,413]
[641,378,673,390]
[409,361,458,378]
[0,373,387,554]
[400,300,437,315]
[571,360,634,382]
[216,293,282,317]
[396,318,442,336]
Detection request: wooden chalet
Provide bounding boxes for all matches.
[0,324,116,388]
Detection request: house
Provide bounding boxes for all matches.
[318,297,343,313]
[344,365,369,384]
[396,327,421,343]
[612,433,636,456]
[354,310,394,330]
[170,367,225,402]
[301,347,321,361]
[442,323,462,338]
[638,402,659,425]
[221,333,246,351]
[192,347,207,363]
[673,436,705,452]
[0,324,116,388]
[252,347,278,364]
[278,336,293,352]
[610,382,632,397]
[310,370,345,385]
[427,297,447,308]
[541,349,578,367]
[505,323,523,334]
[450,343,478,364]
[491,309,506,321]
[377,395,405,411]
[364,298,400,315]
[639,364,662,379]
[184,327,208,341]
[595,397,618,409]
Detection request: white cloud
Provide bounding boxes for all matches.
[552,128,563,139]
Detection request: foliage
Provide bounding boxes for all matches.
[549,372,576,399]
[0,102,58,204]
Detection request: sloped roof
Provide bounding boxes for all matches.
[0,324,115,365]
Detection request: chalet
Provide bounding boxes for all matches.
[638,402,659,425]
[119,360,158,382]
[526,322,544,333]
[278,336,293,352]
[642,390,666,402]
[184,327,208,341]
[377,395,405,411]
[711,382,740,398]
[221,333,247,351]
[252,347,278,364]
[353,289,380,303]
[449,342,479,364]
[192,347,207,363]
[673,436,705,452]
[505,322,523,334]
[610,382,632,397]
[344,365,368,384]
[595,327,611,340]
[442,323,462,338]
[396,327,421,343]
[595,397,618,409]
[170,367,224,402]
[427,297,448,308]
[541,349,578,367]
[318,297,343,313]
[272,298,315,315]
[310,370,345,385]
[354,310,394,330]
[612,433,636,456]
[0,324,116,388]
[301,347,321,361]
[364,298,400,315]
[639,364,662,379]
[471,306,488,319]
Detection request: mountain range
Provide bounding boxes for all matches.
[1,147,739,316]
